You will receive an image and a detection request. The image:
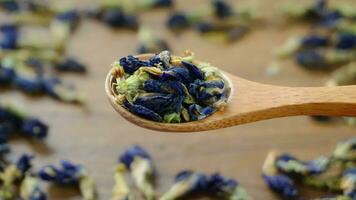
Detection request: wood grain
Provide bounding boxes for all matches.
[1,0,355,199]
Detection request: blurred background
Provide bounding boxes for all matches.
[0,0,355,199]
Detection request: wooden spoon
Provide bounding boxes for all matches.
[105,54,356,132]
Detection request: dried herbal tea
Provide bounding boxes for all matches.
[262,137,356,200]
[38,160,97,200]
[0,154,46,200]
[160,171,251,200]
[0,104,48,153]
[111,163,134,200]
[166,0,257,43]
[111,50,231,123]
[119,145,156,200]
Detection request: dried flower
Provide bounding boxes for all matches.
[0,154,34,199]
[20,174,47,200]
[112,50,230,123]
[38,160,97,200]
[111,163,134,200]
[119,145,156,200]
[55,57,87,73]
[0,24,18,49]
[206,173,251,200]
[262,151,298,198]
[160,171,207,200]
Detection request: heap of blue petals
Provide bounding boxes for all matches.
[0,105,48,153]
[113,50,230,123]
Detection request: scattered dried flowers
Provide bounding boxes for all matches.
[116,145,251,200]
[262,137,356,200]
[167,0,257,43]
[111,50,231,122]
[38,160,97,200]
[0,103,48,154]
[0,154,46,200]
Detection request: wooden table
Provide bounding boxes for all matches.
[2,0,355,199]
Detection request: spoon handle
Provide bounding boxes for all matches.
[272,85,356,116]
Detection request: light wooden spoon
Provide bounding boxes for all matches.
[105,54,356,132]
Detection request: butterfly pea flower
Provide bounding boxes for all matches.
[275,34,330,57]
[0,104,48,141]
[166,13,190,31]
[275,154,330,177]
[0,0,19,12]
[206,173,251,200]
[212,0,233,19]
[336,33,356,50]
[42,77,85,104]
[0,123,11,153]
[137,26,170,54]
[295,49,355,70]
[119,145,156,200]
[112,163,134,200]
[123,100,163,122]
[0,154,34,199]
[160,171,207,200]
[20,174,47,200]
[0,65,16,85]
[188,104,213,121]
[100,8,138,29]
[0,24,18,49]
[262,151,298,198]
[55,57,87,73]
[38,160,97,200]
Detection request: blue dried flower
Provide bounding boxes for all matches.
[167,13,190,31]
[56,10,79,29]
[120,55,151,74]
[38,160,82,185]
[262,174,298,198]
[206,173,237,196]
[119,145,156,200]
[21,118,48,140]
[0,123,10,153]
[319,11,342,27]
[119,145,151,168]
[336,33,356,50]
[160,171,207,200]
[295,50,327,70]
[188,104,213,121]
[212,0,233,18]
[29,188,47,200]
[0,24,18,49]
[182,61,205,80]
[16,154,34,174]
[276,154,329,176]
[134,93,183,115]
[0,0,19,12]
[143,80,185,96]
[301,35,329,48]
[152,0,173,7]
[56,58,87,73]
[160,67,192,85]
[0,66,16,85]
[123,100,163,122]
[42,77,83,104]
[189,79,225,104]
[101,9,138,29]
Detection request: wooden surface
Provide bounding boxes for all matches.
[2,0,356,199]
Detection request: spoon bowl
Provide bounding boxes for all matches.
[106,54,356,132]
